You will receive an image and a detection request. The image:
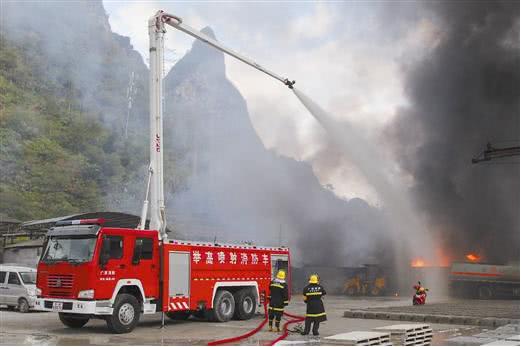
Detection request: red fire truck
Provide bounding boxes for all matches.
[34,11,296,333]
[35,219,289,333]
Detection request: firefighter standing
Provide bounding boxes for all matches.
[268,270,289,332]
[302,274,327,336]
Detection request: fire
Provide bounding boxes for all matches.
[466,253,480,262]
[411,258,426,267]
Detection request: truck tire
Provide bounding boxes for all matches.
[166,311,191,320]
[59,313,90,328]
[18,298,29,313]
[209,290,235,322]
[233,289,256,320]
[106,294,141,333]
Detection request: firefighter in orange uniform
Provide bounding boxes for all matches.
[268,270,289,332]
[302,274,327,336]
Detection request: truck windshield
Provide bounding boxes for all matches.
[20,272,36,284]
[42,236,97,263]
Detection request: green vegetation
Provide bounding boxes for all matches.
[0,37,145,221]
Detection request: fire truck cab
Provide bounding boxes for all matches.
[35,219,290,333]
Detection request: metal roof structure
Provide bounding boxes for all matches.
[0,215,22,234]
[20,212,172,233]
[3,239,44,249]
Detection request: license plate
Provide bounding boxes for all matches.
[52,302,63,311]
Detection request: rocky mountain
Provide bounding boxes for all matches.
[1,0,162,215]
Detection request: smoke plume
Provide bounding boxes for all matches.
[389,0,520,264]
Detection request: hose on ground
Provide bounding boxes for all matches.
[267,312,305,346]
[207,292,306,346]
[207,292,269,346]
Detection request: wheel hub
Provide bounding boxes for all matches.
[243,297,253,313]
[220,298,232,315]
[118,303,135,325]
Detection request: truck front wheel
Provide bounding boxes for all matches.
[210,290,235,322]
[106,294,141,333]
[59,313,90,328]
[18,298,29,313]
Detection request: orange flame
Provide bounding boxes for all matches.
[466,253,480,262]
[411,258,426,267]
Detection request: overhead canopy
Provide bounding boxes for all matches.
[21,212,172,233]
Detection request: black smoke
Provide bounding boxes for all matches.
[389,1,519,263]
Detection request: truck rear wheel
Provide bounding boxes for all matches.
[106,294,141,333]
[59,313,90,328]
[233,289,256,320]
[210,290,235,322]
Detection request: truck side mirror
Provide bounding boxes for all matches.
[99,237,111,267]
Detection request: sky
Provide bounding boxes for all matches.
[103,1,440,205]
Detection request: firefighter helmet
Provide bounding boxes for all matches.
[309,274,319,284]
[276,270,286,280]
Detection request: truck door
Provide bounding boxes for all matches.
[98,234,127,298]
[168,252,190,308]
[131,237,159,297]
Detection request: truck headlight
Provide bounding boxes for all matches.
[36,287,42,296]
[78,289,95,299]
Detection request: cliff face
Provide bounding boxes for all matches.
[1,0,151,215]
[1,0,149,132]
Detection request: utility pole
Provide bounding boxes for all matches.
[472,142,520,164]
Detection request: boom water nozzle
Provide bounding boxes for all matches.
[284,79,296,89]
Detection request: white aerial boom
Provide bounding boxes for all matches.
[140,10,295,240]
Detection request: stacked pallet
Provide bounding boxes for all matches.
[373,324,433,346]
[324,331,392,346]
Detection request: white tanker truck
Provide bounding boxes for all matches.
[449,262,519,299]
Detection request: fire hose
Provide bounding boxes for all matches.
[207,293,305,346]
[267,312,306,346]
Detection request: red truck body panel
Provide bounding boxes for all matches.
[161,240,290,312]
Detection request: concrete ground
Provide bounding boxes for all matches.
[363,299,519,319]
[0,295,516,345]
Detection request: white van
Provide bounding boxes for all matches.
[0,264,37,312]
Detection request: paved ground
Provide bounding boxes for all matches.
[0,296,517,345]
[364,300,519,319]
